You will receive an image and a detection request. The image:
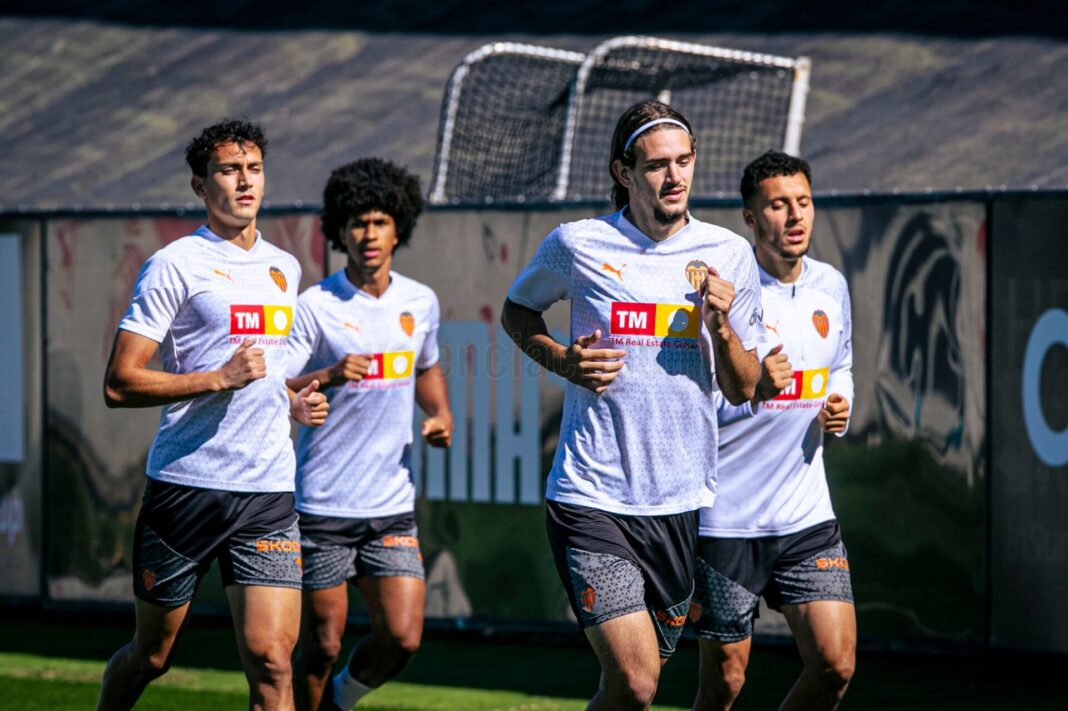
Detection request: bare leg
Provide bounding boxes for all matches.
[346,575,426,687]
[96,599,191,710]
[692,637,752,711]
[227,584,302,711]
[584,610,662,711]
[779,601,856,711]
[293,584,348,711]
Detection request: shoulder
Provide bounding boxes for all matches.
[392,272,440,311]
[555,214,622,246]
[804,257,849,299]
[259,240,301,270]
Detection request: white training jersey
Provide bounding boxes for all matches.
[700,255,854,537]
[286,270,440,518]
[118,226,301,492]
[508,209,764,516]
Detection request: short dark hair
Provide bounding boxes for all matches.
[185,119,267,177]
[321,158,424,252]
[740,150,812,207]
[609,101,695,210]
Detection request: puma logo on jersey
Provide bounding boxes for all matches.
[343,321,361,333]
[765,320,780,336]
[213,269,233,282]
[601,262,626,282]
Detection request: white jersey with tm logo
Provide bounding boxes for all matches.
[118,226,301,492]
[508,209,765,516]
[286,270,440,519]
[702,255,854,537]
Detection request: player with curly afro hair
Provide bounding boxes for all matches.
[321,158,424,253]
[288,157,451,711]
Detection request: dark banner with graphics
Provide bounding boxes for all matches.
[34,196,1005,648]
[990,196,1068,653]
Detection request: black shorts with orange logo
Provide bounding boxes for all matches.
[132,478,302,607]
[298,511,424,590]
[691,520,854,642]
[546,500,698,658]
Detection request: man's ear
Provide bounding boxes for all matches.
[611,159,632,189]
[190,175,206,198]
[742,207,756,230]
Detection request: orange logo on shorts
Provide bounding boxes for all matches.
[655,609,687,628]
[256,539,302,553]
[382,535,419,548]
[688,602,703,623]
[142,569,156,591]
[815,556,849,571]
[295,556,303,570]
[579,586,597,613]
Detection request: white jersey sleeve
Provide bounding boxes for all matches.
[726,252,764,352]
[825,271,854,436]
[119,253,188,343]
[285,296,320,379]
[507,226,572,311]
[417,293,441,370]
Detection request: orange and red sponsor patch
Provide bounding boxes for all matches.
[381,535,420,548]
[610,302,701,339]
[255,539,302,553]
[230,305,293,335]
[655,609,687,628]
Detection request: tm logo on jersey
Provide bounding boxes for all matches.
[356,351,415,386]
[230,305,293,336]
[774,367,830,401]
[609,302,700,344]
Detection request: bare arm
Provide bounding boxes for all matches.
[285,354,372,392]
[103,330,266,408]
[415,362,453,447]
[701,270,759,405]
[500,298,625,394]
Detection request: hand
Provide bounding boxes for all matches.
[755,344,793,402]
[326,354,372,387]
[219,338,267,390]
[291,379,329,427]
[558,329,625,394]
[701,267,736,332]
[421,414,453,448]
[818,393,850,434]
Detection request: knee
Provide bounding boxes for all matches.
[307,627,344,669]
[139,648,174,680]
[609,668,658,709]
[245,640,295,686]
[812,651,854,693]
[719,658,747,698]
[387,627,421,658]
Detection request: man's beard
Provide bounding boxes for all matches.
[653,201,687,226]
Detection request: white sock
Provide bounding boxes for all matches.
[331,667,373,710]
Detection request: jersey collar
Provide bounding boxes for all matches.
[195,224,263,256]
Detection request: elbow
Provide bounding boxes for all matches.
[103,376,130,408]
[723,386,754,407]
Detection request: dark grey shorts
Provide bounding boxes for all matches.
[298,511,424,590]
[546,500,698,658]
[133,479,303,607]
[691,520,854,642]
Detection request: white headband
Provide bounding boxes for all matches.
[623,118,691,153]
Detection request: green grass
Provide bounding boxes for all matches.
[1,616,1066,710]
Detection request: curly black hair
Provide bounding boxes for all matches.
[185,119,267,177]
[321,158,424,252]
[740,150,812,207]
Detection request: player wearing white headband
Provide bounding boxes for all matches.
[502,100,763,710]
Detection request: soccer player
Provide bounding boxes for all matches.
[501,101,763,711]
[691,150,855,711]
[97,119,329,711]
[287,158,452,711]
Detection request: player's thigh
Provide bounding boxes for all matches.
[227,584,302,660]
[584,608,662,681]
[301,583,350,645]
[131,598,193,662]
[780,599,856,668]
[356,575,426,642]
[696,635,752,677]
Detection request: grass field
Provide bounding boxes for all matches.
[1,613,1065,710]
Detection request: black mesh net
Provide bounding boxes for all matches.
[564,45,796,201]
[430,47,582,204]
